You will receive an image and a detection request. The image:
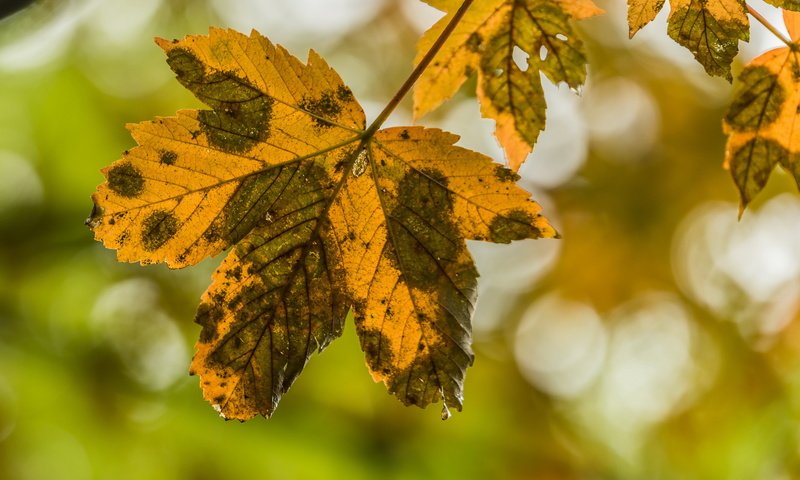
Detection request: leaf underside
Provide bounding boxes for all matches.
[413,0,602,171]
[88,28,556,420]
[627,0,749,81]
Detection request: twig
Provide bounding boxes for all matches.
[362,0,474,138]
[747,4,793,47]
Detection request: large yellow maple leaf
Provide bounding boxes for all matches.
[87,28,556,420]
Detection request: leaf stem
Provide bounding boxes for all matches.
[746,4,793,47]
[361,0,474,139]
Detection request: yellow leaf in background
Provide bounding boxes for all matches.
[413,0,602,171]
[87,28,556,420]
[627,0,749,80]
[669,0,749,80]
[627,0,666,38]
[557,0,604,20]
[783,8,800,40]
[723,45,800,213]
[766,0,800,12]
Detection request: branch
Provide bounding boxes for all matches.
[362,0,474,138]
[747,4,793,47]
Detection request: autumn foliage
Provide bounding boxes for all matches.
[86,0,800,420]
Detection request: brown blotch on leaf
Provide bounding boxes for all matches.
[203,222,222,243]
[225,265,243,281]
[466,32,482,52]
[494,164,520,182]
[359,328,395,379]
[160,150,178,165]
[141,209,179,251]
[166,48,274,153]
[336,85,353,102]
[725,65,784,132]
[107,162,144,198]
[196,302,225,343]
[299,91,342,127]
[384,351,461,410]
[488,208,540,243]
[389,168,460,291]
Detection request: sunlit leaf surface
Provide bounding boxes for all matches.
[87,28,556,420]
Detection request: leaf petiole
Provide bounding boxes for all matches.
[746,3,793,48]
[361,0,474,139]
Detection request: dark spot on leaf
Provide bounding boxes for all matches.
[467,32,482,52]
[731,137,788,206]
[359,328,395,378]
[382,347,468,411]
[336,85,353,102]
[160,150,178,165]
[141,209,179,251]
[299,91,342,128]
[494,164,520,182]
[107,162,144,198]
[389,168,469,291]
[196,302,225,343]
[725,65,783,131]
[166,48,274,153]
[489,209,540,243]
[218,162,331,246]
[203,223,222,243]
[226,265,243,281]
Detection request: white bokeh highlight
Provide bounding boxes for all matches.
[514,293,607,399]
[90,278,188,391]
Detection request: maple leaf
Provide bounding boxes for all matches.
[627,0,666,38]
[413,0,602,171]
[765,1,800,11]
[627,0,749,81]
[722,10,800,213]
[87,28,556,420]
